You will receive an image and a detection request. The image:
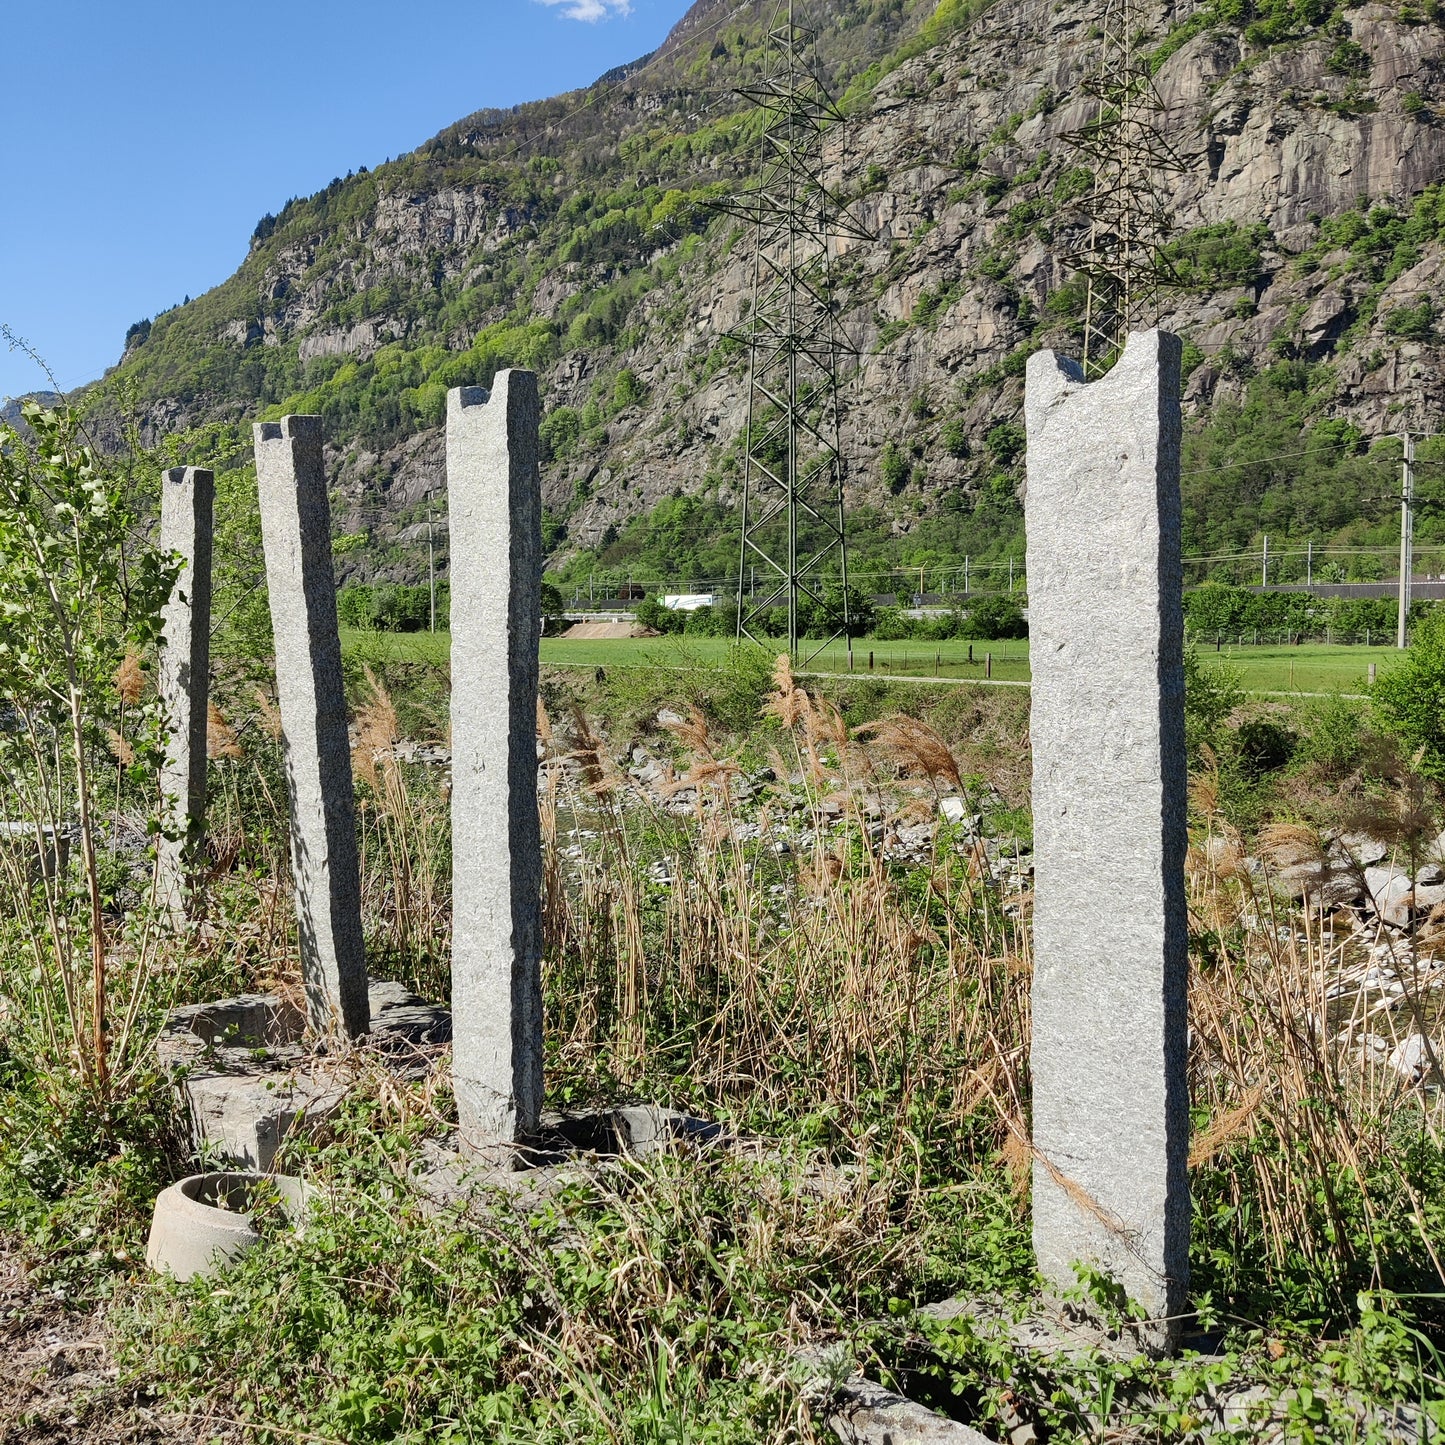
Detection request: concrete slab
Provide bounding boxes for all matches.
[159,979,450,1170]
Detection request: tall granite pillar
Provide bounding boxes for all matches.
[157,466,214,920]
[254,415,369,1039]
[1024,330,1190,1353]
[446,372,544,1158]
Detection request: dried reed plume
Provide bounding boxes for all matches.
[253,687,282,740]
[206,701,243,761]
[856,714,963,795]
[114,651,145,706]
[105,728,135,766]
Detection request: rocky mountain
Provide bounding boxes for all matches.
[101,0,1445,590]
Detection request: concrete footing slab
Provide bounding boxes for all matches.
[795,1350,993,1445]
[159,979,451,1170]
[911,1294,1434,1443]
[413,1106,727,1213]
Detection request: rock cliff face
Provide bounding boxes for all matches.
[109,0,1445,583]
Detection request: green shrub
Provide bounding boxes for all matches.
[1160,222,1270,290]
[1294,695,1370,779]
[984,422,1025,467]
[1326,39,1371,75]
[963,595,1027,639]
[540,406,583,461]
[1384,299,1433,340]
[337,583,445,632]
[1236,718,1298,775]
[1183,645,1245,744]
[941,419,971,459]
[872,606,916,640]
[613,369,646,409]
[1371,608,1445,777]
[880,442,910,493]
[635,594,685,634]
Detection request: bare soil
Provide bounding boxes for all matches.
[560,620,660,639]
[0,1241,239,1445]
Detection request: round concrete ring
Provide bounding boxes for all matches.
[145,1171,311,1282]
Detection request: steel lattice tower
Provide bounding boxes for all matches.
[719,1,867,661]
[1067,0,1184,375]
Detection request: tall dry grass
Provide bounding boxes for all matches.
[543,658,1034,1200]
[165,655,1444,1319]
[538,658,1444,1317]
[352,668,451,996]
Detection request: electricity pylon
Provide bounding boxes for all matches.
[1066,0,1185,374]
[716,1,869,662]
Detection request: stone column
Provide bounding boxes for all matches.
[446,372,544,1158]
[157,466,214,920]
[253,415,369,1039]
[1024,329,1190,1353]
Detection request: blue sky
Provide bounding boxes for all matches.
[0,0,696,401]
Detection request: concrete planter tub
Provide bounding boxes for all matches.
[145,1171,312,1282]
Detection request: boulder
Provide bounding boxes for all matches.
[1275,856,1361,910]
[158,980,450,1170]
[1412,882,1445,915]
[1341,832,1390,866]
[1387,1034,1439,1085]
[1365,865,1414,927]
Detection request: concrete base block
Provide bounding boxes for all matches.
[145,1171,310,1282]
[159,979,451,1170]
[796,1349,993,1444]
[545,1105,724,1159]
[413,1106,726,1213]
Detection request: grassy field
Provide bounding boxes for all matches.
[342,628,1400,695]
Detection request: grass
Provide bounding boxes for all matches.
[343,628,1404,695]
[345,628,1031,680]
[4,646,1445,1441]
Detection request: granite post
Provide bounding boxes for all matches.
[1024,329,1190,1352]
[253,416,370,1039]
[446,372,544,1158]
[157,466,214,920]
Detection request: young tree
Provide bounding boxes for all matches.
[0,403,176,1103]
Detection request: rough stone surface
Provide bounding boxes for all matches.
[812,1377,993,1445]
[1365,865,1414,927]
[0,822,70,882]
[1024,330,1190,1352]
[156,466,214,919]
[446,374,544,1158]
[1341,832,1390,866]
[1411,881,1445,914]
[158,980,451,1170]
[254,415,369,1038]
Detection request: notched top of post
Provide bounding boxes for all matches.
[162,465,212,488]
[449,385,492,414]
[1026,329,1181,410]
[254,415,322,444]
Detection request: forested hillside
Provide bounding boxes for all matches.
[89,0,1445,593]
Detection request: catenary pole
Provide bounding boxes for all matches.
[428,505,437,633]
[1399,430,1414,649]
